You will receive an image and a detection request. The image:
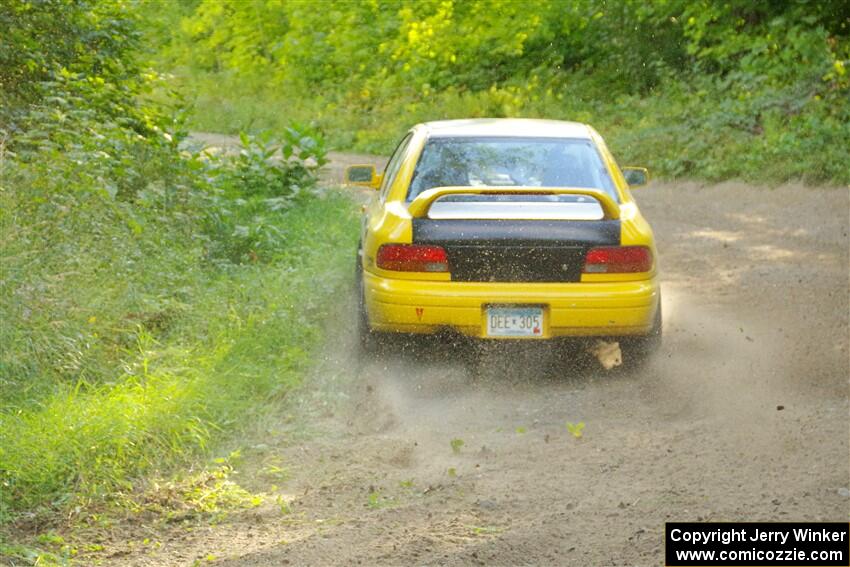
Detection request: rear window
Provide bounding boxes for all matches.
[407,137,617,201]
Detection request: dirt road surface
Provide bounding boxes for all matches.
[111,140,849,566]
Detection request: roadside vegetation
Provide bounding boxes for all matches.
[0,1,357,560]
[160,0,849,184]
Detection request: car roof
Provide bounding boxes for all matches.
[420,118,593,139]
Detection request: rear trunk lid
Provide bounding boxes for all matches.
[408,189,621,283]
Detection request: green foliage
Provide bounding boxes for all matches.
[276,494,292,515]
[166,0,849,184]
[197,128,329,264]
[0,180,357,525]
[0,0,144,122]
[450,438,464,454]
[0,538,68,566]
[141,457,264,520]
[566,422,586,439]
[208,128,327,200]
[366,489,396,510]
[0,0,360,534]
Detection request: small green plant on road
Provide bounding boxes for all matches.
[566,422,586,439]
[450,438,465,454]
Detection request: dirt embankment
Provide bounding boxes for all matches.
[108,143,849,566]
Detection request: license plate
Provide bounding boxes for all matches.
[485,306,544,337]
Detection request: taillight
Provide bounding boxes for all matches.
[376,244,449,272]
[583,246,653,273]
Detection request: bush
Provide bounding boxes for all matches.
[196,127,329,265]
[0,126,358,525]
[163,0,850,184]
[0,0,359,530]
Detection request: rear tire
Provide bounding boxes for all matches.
[356,253,381,358]
[620,301,662,369]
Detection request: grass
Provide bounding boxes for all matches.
[0,190,359,529]
[0,539,66,566]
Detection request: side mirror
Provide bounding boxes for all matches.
[345,165,382,190]
[622,166,649,188]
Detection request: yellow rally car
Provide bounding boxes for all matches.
[346,119,660,364]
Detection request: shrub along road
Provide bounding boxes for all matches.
[109,145,849,566]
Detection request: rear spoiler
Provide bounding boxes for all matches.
[407,186,621,220]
